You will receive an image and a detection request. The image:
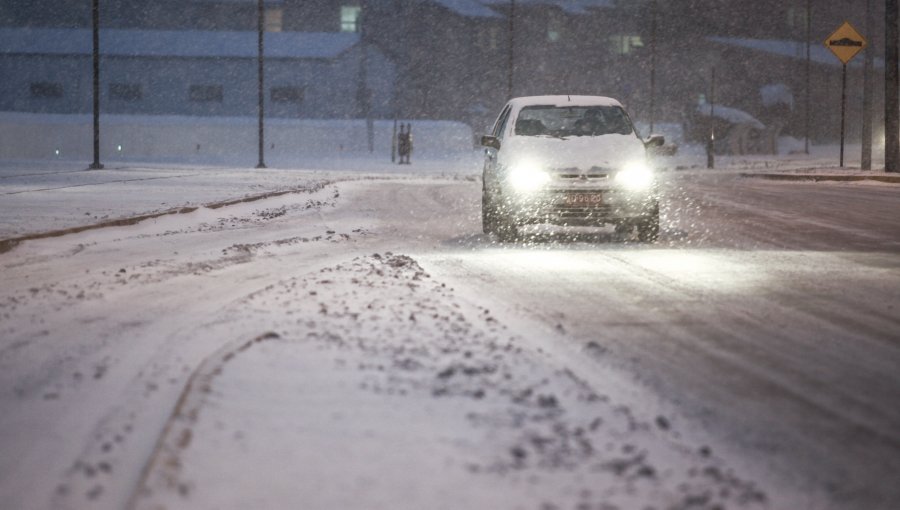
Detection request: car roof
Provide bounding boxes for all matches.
[507,95,624,109]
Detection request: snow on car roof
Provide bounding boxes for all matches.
[508,95,624,109]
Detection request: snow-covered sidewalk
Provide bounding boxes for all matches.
[0,155,482,248]
[3,148,895,249]
[648,146,900,188]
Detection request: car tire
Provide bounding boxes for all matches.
[482,189,498,235]
[637,205,660,243]
[614,222,632,236]
[494,202,519,243]
[484,188,518,242]
[496,219,519,242]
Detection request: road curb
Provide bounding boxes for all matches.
[0,182,329,255]
[741,173,900,183]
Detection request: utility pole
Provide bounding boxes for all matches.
[804,0,811,155]
[89,0,103,170]
[359,7,374,154]
[887,0,899,172]
[862,0,874,170]
[649,0,657,133]
[256,0,266,169]
[507,0,515,99]
[707,67,715,169]
[359,44,374,153]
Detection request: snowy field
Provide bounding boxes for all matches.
[2,155,899,510]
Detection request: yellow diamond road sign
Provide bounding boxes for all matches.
[825,21,867,64]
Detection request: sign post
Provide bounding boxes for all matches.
[825,21,867,168]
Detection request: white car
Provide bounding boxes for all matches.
[480,95,664,242]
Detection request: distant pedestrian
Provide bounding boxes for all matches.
[398,123,413,165]
[405,124,413,164]
[398,124,407,164]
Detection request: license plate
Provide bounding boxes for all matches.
[563,193,603,206]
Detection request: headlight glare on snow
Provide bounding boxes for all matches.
[508,160,550,193]
[616,161,654,191]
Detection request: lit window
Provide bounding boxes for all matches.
[30,82,63,98]
[110,83,142,101]
[341,5,361,32]
[265,7,283,32]
[548,19,562,43]
[609,35,644,55]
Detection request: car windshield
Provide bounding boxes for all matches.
[514,105,635,138]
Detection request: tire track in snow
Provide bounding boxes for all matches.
[129,253,768,510]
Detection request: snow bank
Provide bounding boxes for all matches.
[0,112,474,163]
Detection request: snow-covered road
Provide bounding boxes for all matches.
[1,169,898,509]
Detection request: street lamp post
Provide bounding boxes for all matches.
[256,0,266,169]
[862,0,874,170]
[886,0,899,172]
[649,0,657,133]
[358,9,374,154]
[804,0,810,155]
[89,0,103,170]
[707,67,715,169]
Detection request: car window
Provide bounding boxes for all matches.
[493,106,512,139]
[514,105,635,137]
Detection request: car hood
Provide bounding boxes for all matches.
[500,134,646,171]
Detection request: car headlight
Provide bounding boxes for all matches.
[508,160,550,193]
[615,161,654,191]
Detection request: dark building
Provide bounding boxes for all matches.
[0,0,886,145]
[0,27,394,119]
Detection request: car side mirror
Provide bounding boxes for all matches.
[644,134,665,148]
[481,135,501,150]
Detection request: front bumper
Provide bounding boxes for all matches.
[503,187,657,227]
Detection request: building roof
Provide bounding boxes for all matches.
[709,36,883,69]
[432,0,502,18]
[479,0,613,15]
[0,28,359,59]
[188,0,284,3]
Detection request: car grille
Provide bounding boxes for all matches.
[551,204,613,219]
[552,166,612,182]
